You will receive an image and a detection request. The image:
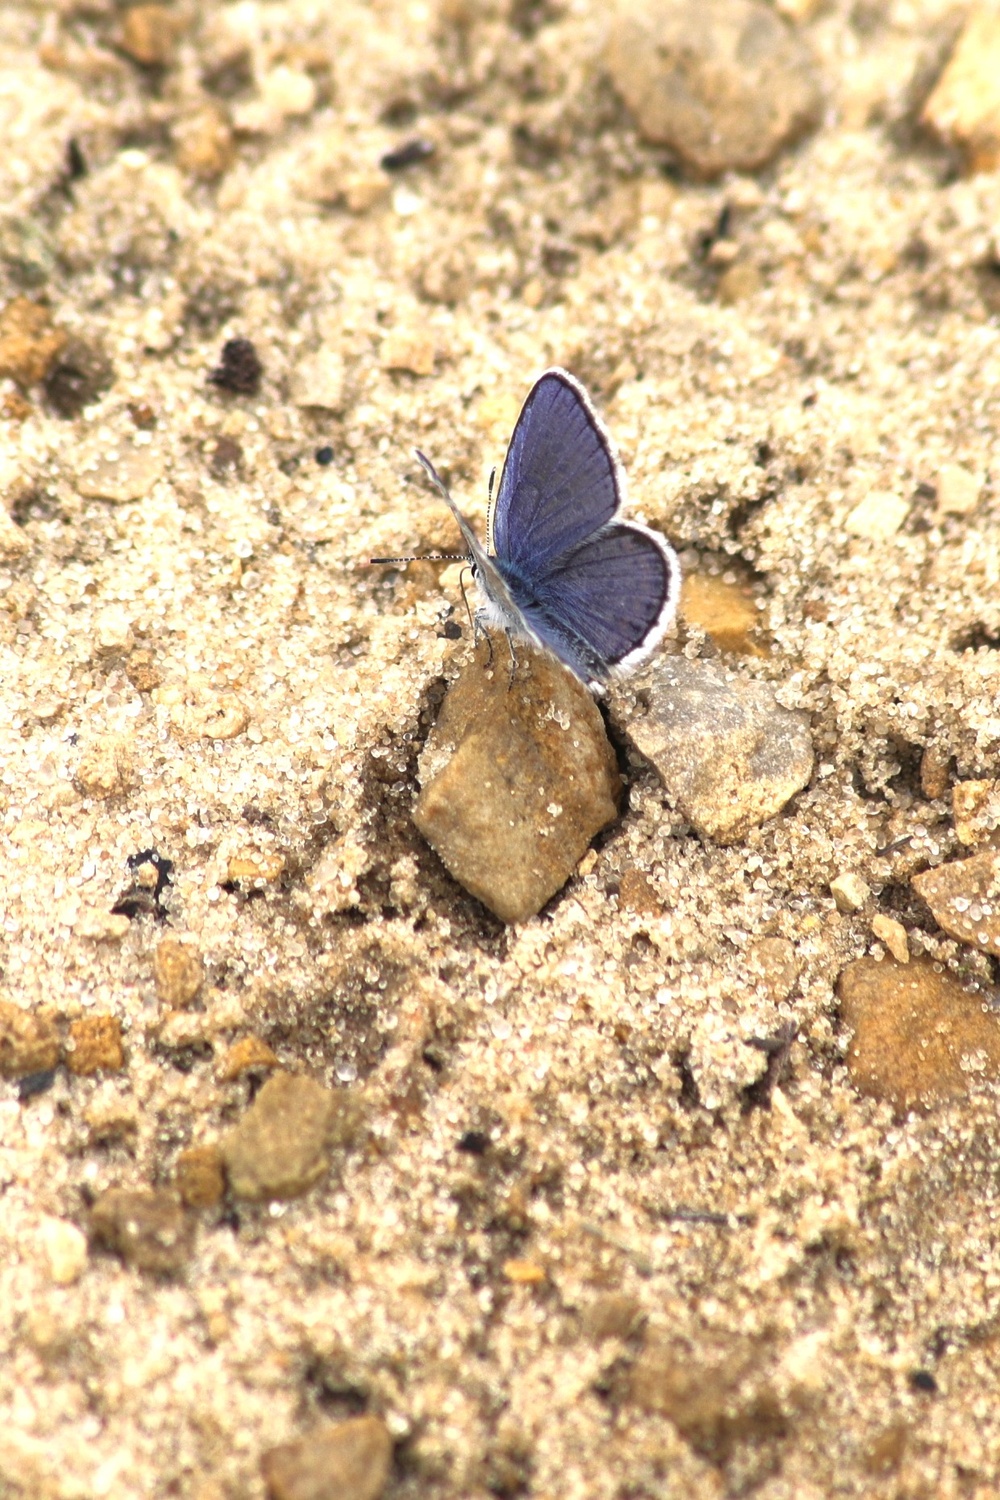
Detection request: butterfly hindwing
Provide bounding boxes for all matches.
[491,369,622,577]
[505,521,678,683]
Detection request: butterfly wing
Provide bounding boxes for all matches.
[492,369,622,576]
[504,520,679,685]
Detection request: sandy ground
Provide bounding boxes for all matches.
[2,0,1000,1496]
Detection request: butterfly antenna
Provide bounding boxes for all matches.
[486,465,497,552]
[369,552,467,564]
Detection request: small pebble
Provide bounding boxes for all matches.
[75,738,135,799]
[217,1035,280,1081]
[935,463,982,517]
[90,1187,194,1275]
[0,297,67,386]
[75,909,132,944]
[624,657,813,844]
[173,104,236,181]
[174,1144,226,1209]
[153,937,205,1007]
[379,330,435,377]
[413,642,620,923]
[39,1216,89,1286]
[871,913,909,964]
[66,1015,125,1075]
[119,4,182,66]
[838,955,1000,1111]
[911,849,1000,957]
[210,338,262,395]
[607,0,821,177]
[260,1415,392,1500]
[952,779,1000,847]
[75,445,164,504]
[291,348,346,412]
[920,7,1000,174]
[0,999,60,1077]
[845,489,909,540]
[227,852,286,884]
[830,872,871,913]
[169,695,249,742]
[920,743,951,801]
[221,1071,360,1201]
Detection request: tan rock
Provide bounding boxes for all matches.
[912,850,1000,956]
[174,1144,226,1209]
[871,913,909,964]
[935,463,982,517]
[217,1035,279,1081]
[90,1187,194,1275]
[920,8,1000,174]
[66,1015,125,1075]
[380,330,436,377]
[607,0,821,177]
[0,297,66,386]
[625,657,813,845]
[0,999,60,1077]
[838,955,1000,1111]
[75,737,135,798]
[221,1071,361,1201]
[119,4,183,66]
[414,642,620,923]
[154,937,204,1007]
[39,1216,88,1286]
[75,443,164,504]
[845,489,909,540]
[261,1416,392,1500]
[830,872,871,913]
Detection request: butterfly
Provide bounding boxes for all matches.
[379,368,680,691]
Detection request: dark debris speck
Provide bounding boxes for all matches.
[210,337,262,395]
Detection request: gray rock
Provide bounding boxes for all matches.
[414,641,620,924]
[607,0,822,178]
[222,1071,361,1202]
[624,657,812,843]
[261,1415,392,1500]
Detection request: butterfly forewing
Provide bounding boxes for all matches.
[492,370,622,576]
[507,522,677,682]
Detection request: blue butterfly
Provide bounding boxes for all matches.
[405,368,679,690]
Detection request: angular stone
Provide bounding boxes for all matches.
[624,657,812,844]
[66,1015,125,1075]
[261,1416,392,1500]
[414,643,620,923]
[90,1187,194,1275]
[75,737,135,798]
[75,443,164,504]
[0,999,60,1077]
[221,1071,360,1201]
[291,348,346,412]
[119,4,182,66]
[912,850,1000,957]
[217,1035,280,1081]
[920,7,1000,175]
[838,956,1000,1111]
[153,937,204,1007]
[607,0,821,177]
[830,872,871,913]
[871,913,909,964]
[935,463,982,517]
[380,330,435,376]
[845,489,909,540]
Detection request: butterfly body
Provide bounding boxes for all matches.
[414,368,679,691]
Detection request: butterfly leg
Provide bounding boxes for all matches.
[503,628,518,689]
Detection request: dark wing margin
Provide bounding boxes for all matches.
[491,369,623,576]
[505,521,680,685]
